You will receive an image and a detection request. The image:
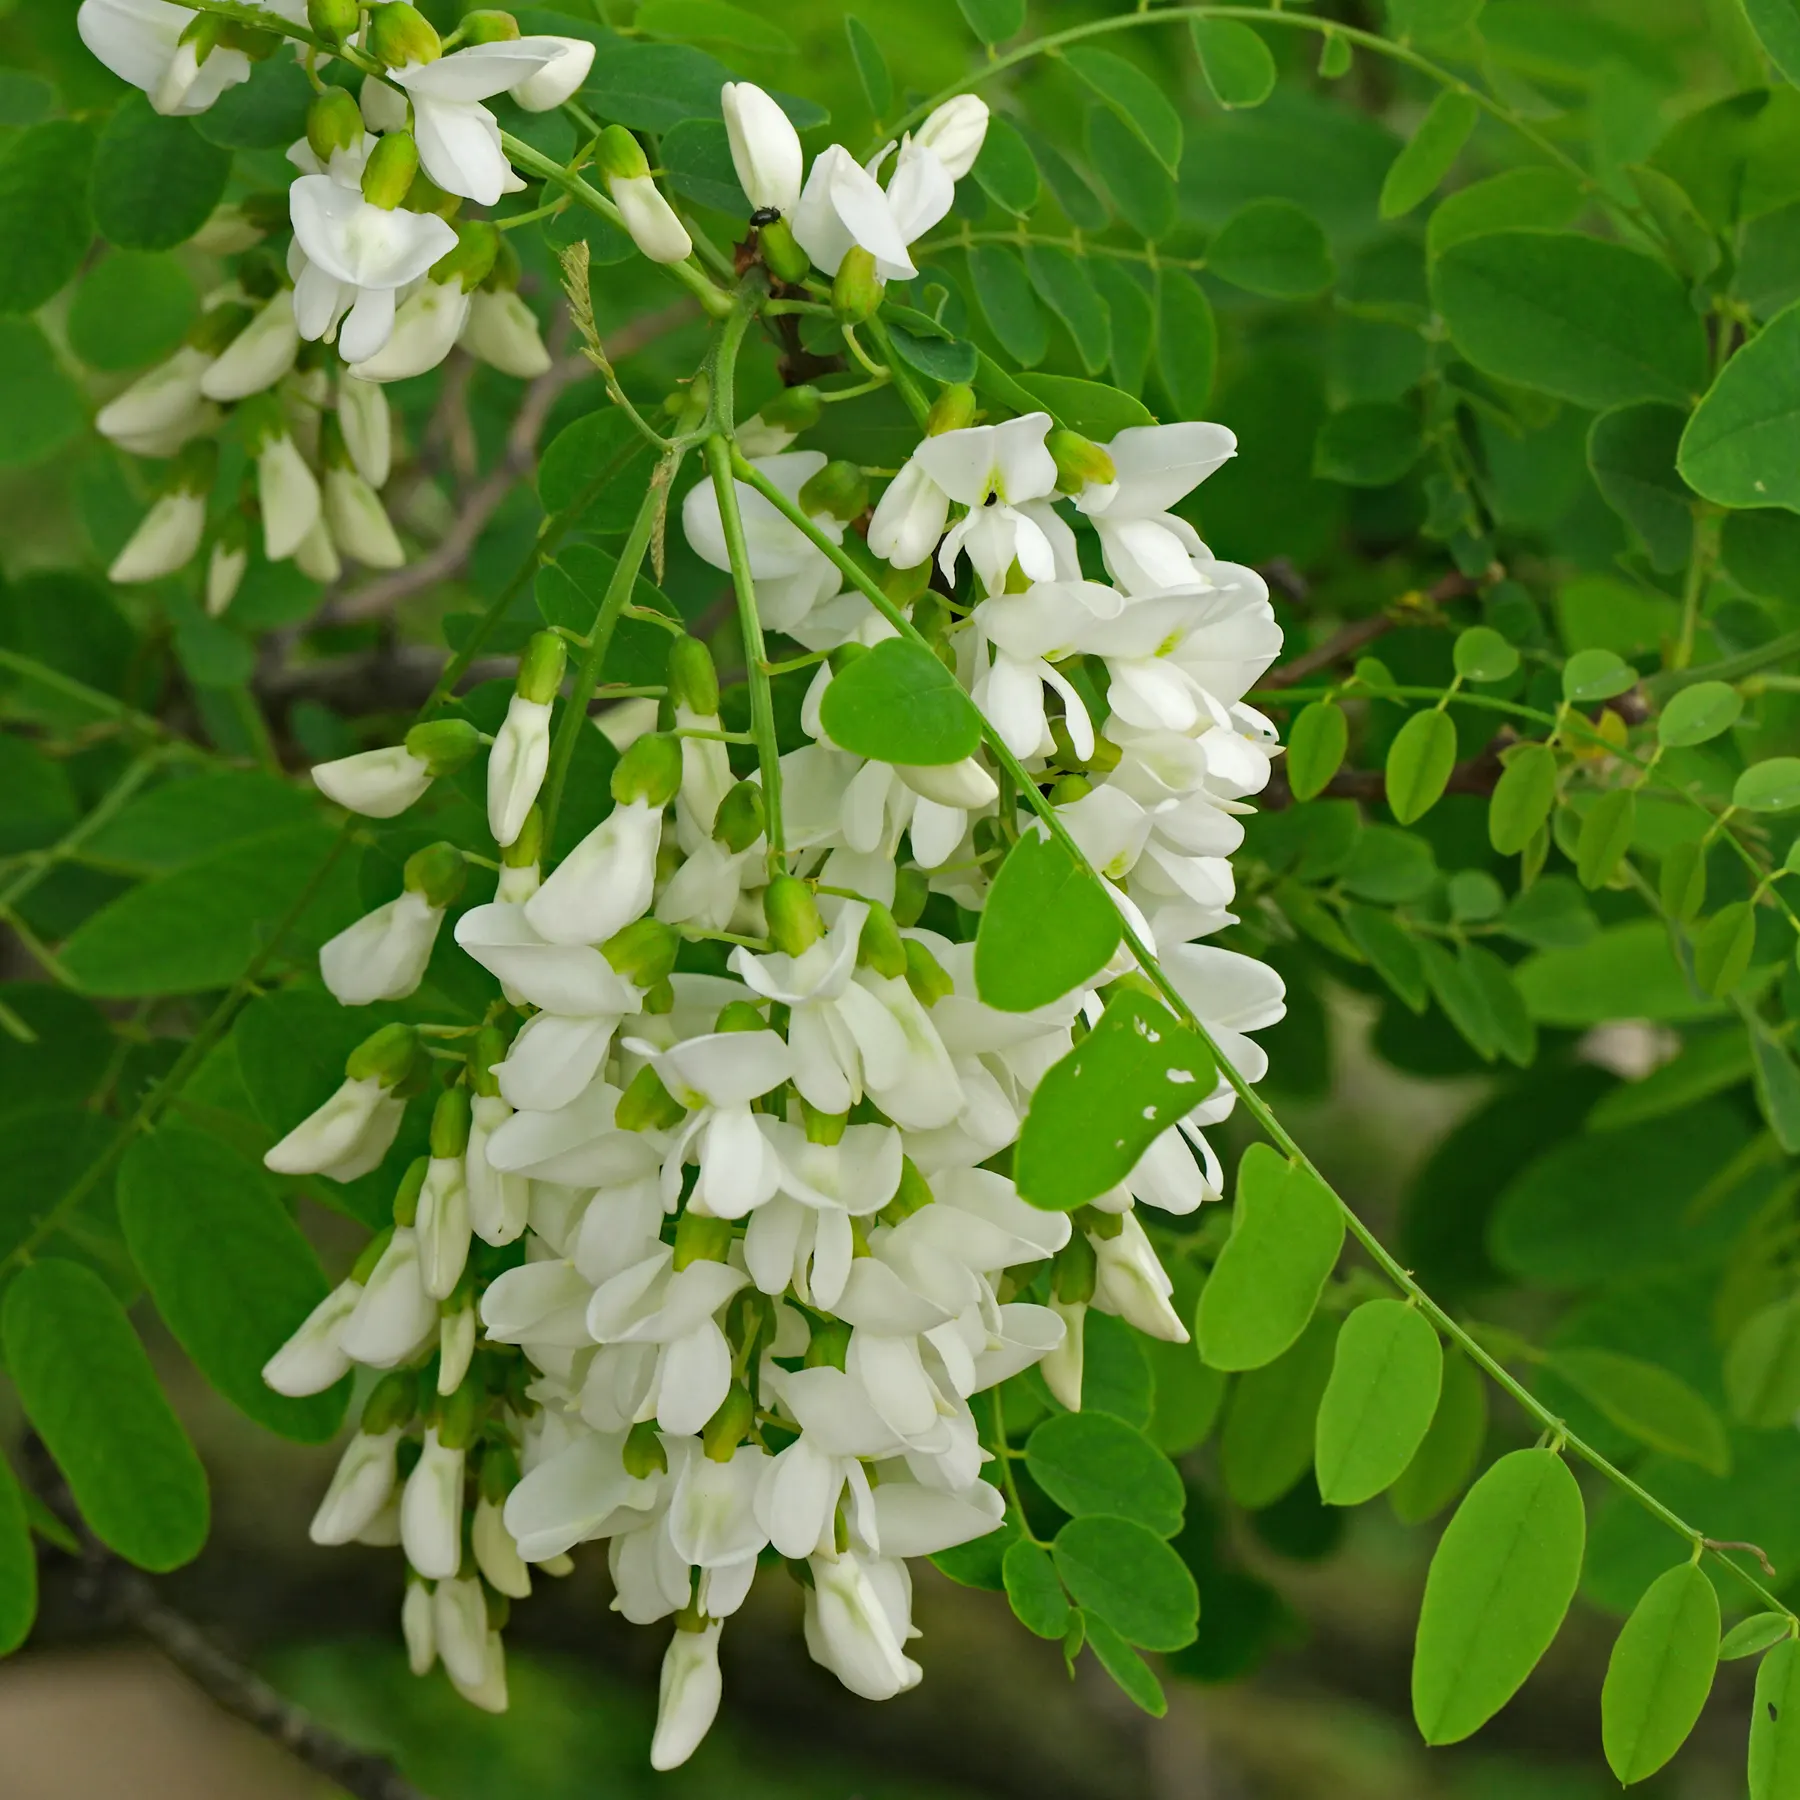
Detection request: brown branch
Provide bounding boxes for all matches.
[1262,741,1507,811]
[1259,613,1395,690]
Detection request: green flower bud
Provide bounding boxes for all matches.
[478,1442,521,1505]
[1073,1202,1125,1241]
[503,807,543,870]
[798,459,869,523]
[516,628,566,705]
[437,1377,481,1450]
[459,8,521,42]
[1046,428,1116,494]
[429,1085,471,1159]
[803,1317,851,1372]
[308,0,361,44]
[611,732,683,807]
[667,635,720,716]
[602,918,679,987]
[484,232,523,293]
[758,216,811,285]
[403,840,467,909]
[827,642,869,676]
[712,779,765,853]
[351,1225,395,1284]
[617,1064,686,1132]
[903,937,953,1007]
[761,384,823,434]
[403,167,461,220]
[858,903,906,980]
[672,1208,733,1269]
[430,219,499,293]
[764,876,824,957]
[1052,1231,1097,1304]
[307,87,364,165]
[361,131,421,211]
[642,977,675,1014]
[187,302,255,357]
[469,1024,510,1099]
[715,1000,766,1035]
[404,717,482,777]
[802,1100,847,1145]
[927,384,977,436]
[1048,773,1092,806]
[701,1383,755,1462]
[347,1021,422,1087]
[595,123,651,184]
[831,246,882,323]
[392,1155,429,1227]
[623,1419,668,1479]
[891,865,928,928]
[880,1155,933,1226]
[366,2,441,68]
[361,1367,418,1434]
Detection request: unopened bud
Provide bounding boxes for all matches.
[392,1155,429,1227]
[366,2,441,68]
[1046,428,1115,493]
[764,876,823,956]
[803,1317,850,1371]
[623,1419,667,1479]
[831,246,882,322]
[602,917,678,986]
[503,807,543,869]
[516,628,566,705]
[858,903,906,979]
[431,219,499,293]
[802,1100,847,1145]
[403,841,466,909]
[762,384,823,434]
[308,0,361,43]
[713,1000,764,1035]
[712,779,765,852]
[307,87,364,164]
[701,1383,755,1462]
[642,977,675,1014]
[927,384,977,436]
[891,865,928,927]
[667,635,720,716]
[469,1024,509,1098]
[611,731,683,806]
[881,1156,932,1226]
[903,937,953,1007]
[347,1022,421,1087]
[594,122,650,184]
[1049,773,1092,806]
[436,1378,481,1450]
[459,8,521,42]
[672,1207,733,1268]
[403,167,461,219]
[799,459,869,522]
[617,1064,686,1132]
[362,1368,417,1434]
[361,130,420,210]
[1052,1231,1097,1304]
[429,1085,471,1159]
[1073,1202,1125,1240]
[404,717,481,777]
[827,642,868,676]
[758,216,811,285]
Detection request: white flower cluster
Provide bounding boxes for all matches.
[80,0,575,600]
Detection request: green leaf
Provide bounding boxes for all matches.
[1679,302,1800,509]
[1390,1350,1489,1525]
[1576,788,1636,890]
[930,1503,1015,1591]
[3,1259,209,1572]
[1286,701,1349,801]
[1546,1348,1729,1476]
[1081,1612,1168,1716]
[1694,901,1757,998]
[90,95,230,252]
[887,325,977,386]
[661,119,749,218]
[1081,1311,1154,1431]
[1600,1561,1719,1784]
[1736,757,1800,812]
[1052,1514,1198,1651]
[1313,402,1423,486]
[843,16,892,115]
[1726,1296,1800,1428]
[0,1454,35,1654]
[1342,823,1437,902]
[1432,230,1708,409]
[537,407,654,529]
[1190,19,1277,109]
[0,319,84,470]
[1064,48,1182,173]
[1014,373,1155,438]
[1145,1337,1226,1455]
[1220,1311,1340,1509]
[970,115,1037,217]
[1658,680,1743,748]
[191,53,312,150]
[1751,1031,1800,1155]
[1744,0,1800,86]
[1489,744,1558,855]
[1385,708,1458,824]
[956,0,1024,45]
[975,834,1121,1012]
[1314,1299,1444,1507]
[118,1127,349,1444]
[1516,920,1723,1027]
[1723,1614,1794,1662]
[1015,992,1217,1212]
[0,121,95,316]
[1208,198,1334,299]
[79,771,320,876]
[1426,167,1585,259]
[1002,1538,1072,1639]
[1387,0,1485,39]
[1085,105,1177,242]
[1751,1638,1800,1800]
[67,249,198,373]
[1092,260,1154,398]
[1411,1448,1586,1745]
[968,245,1048,368]
[1156,270,1217,415]
[1380,90,1479,219]
[1587,1028,1753,1130]
[819,639,980,766]
[1453,626,1520,683]
[1563,646,1637,702]
[1026,1412,1185,1537]
[1463,943,1536,1069]
[634,0,796,52]
[582,43,777,136]
[1587,404,1695,575]
[0,70,55,130]
[1198,1143,1344,1371]
[1024,245,1111,376]
[1344,904,1428,1011]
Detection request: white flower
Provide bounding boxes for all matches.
[320,889,444,1006]
[402,1427,465,1580]
[1040,1296,1085,1411]
[256,430,322,562]
[1075,422,1238,595]
[914,95,990,181]
[473,1496,532,1599]
[524,799,663,947]
[509,35,596,112]
[646,1030,794,1219]
[805,1551,921,1700]
[293,516,342,584]
[310,1430,400,1546]
[754,1367,895,1555]
[487,694,553,847]
[263,1076,404,1182]
[915,414,1059,593]
[468,1093,530,1246]
[460,288,552,378]
[108,488,206,585]
[971,578,1125,759]
[325,466,405,568]
[1090,1212,1187,1341]
[338,374,393,487]
[417,1154,470,1300]
[78,0,252,116]
[199,290,298,401]
[723,82,803,215]
[432,1572,490,1689]
[389,43,561,205]
[454,904,643,1016]
[651,1622,723,1771]
[438,1300,476,1395]
[500,1427,658,1562]
[95,346,217,455]
[313,745,434,819]
[612,176,693,265]
[792,143,932,281]
[339,1228,438,1367]
[206,535,247,616]
[261,1279,362,1396]
[348,278,472,383]
[867,459,951,570]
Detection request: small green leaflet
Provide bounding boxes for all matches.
[1207,199,1334,300]
[1723,1614,1795,1662]
[1735,757,1800,812]
[1157,271,1217,414]
[1751,1031,1800,1155]
[1024,1412,1185,1538]
[1051,1514,1198,1652]
[1344,904,1428,1012]
[1600,1561,1719,1785]
[1726,1296,1800,1428]
[0,121,97,316]
[1190,19,1277,109]
[1411,1448,1586,1745]
[1657,680,1742,748]
[3,1258,210,1573]
[886,325,977,385]
[1063,48,1182,173]
[975,834,1121,1012]
[1092,260,1153,397]
[1563,646,1637,702]
[1314,402,1423,487]
[1014,992,1216,1212]
[1220,1312,1340,1509]
[970,115,1038,217]
[1390,1350,1489,1526]
[1694,902,1756,998]
[843,16,892,115]
[1379,90,1479,219]
[1013,373,1155,437]
[90,96,230,253]
[1488,743,1559,855]
[1575,789,1636,891]
[1385,709,1458,825]
[1679,302,1800,510]
[818,639,979,766]
[1286,701,1349,801]
[1086,105,1177,242]
[1587,403,1694,574]
[968,245,1048,367]
[1545,1347,1729,1476]
[1428,168,1584,259]
[1081,1612,1167,1716]
[1314,1299,1444,1507]
[1751,1638,1800,1800]
[1743,0,1800,86]
[1002,1538,1072,1639]
[1024,244,1111,375]
[634,0,796,53]
[956,0,1024,45]
[1197,1143,1344,1371]
[0,1454,34,1655]
[1452,626,1519,683]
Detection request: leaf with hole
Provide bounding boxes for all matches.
[975,833,1121,1012]
[819,639,980,766]
[1750,1637,1800,1800]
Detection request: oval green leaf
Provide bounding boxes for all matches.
[818,638,980,766]
[1052,1515,1199,1652]
[1209,199,1334,300]
[1286,700,1349,802]
[1575,788,1636,891]
[1680,301,1800,509]
[1563,646,1637,703]
[975,833,1122,1012]
[1385,708,1458,825]
[1489,743,1559,856]
[1695,901,1756,999]
[1064,47,1181,172]
[1002,1537,1073,1639]
[1191,19,1277,109]
[1220,1311,1340,1509]
[1026,1412,1185,1538]
[1601,1560,1720,1785]
[1157,270,1217,414]
[968,244,1048,368]
[90,94,230,251]
[0,1455,35,1655]
[1751,1637,1800,1800]
[1726,1296,1800,1428]
[1314,1299,1444,1507]
[1411,1448,1586,1745]
[1736,757,1800,813]
[1453,626,1520,684]
[1724,1614,1794,1662]
[1380,89,1479,219]
[1390,1350,1490,1526]
[1658,680,1742,748]
[0,121,96,316]
[1587,403,1694,575]
[971,115,1038,217]
[1546,1347,1729,1476]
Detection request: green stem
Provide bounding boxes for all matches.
[0,751,167,915]
[730,450,1792,1621]
[1674,510,1720,673]
[1645,626,1800,702]
[863,314,931,428]
[0,648,191,745]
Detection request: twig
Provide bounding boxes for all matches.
[1257,614,1395,690]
